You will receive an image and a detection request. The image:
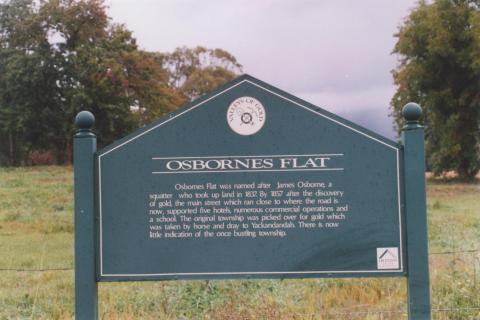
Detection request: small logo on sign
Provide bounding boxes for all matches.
[377,247,399,270]
[227,96,265,135]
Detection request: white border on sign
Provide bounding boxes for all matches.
[151,153,345,174]
[97,79,404,277]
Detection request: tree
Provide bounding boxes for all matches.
[0,0,55,165]
[391,0,480,179]
[0,0,183,165]
[0,1,242,166]
[160,46,243,101]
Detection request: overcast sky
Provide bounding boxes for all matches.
[105,0,419,139]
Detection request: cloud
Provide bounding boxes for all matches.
[296,84,396,139]
[105,0,417,139]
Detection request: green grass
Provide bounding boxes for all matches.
[0,166,479,319]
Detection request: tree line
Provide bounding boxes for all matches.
[391,0,480,179]
[0,0,241,166]
[1,0,478,179]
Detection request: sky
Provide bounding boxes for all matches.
[105,0,419,140]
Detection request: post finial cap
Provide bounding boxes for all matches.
[75,111,95,130]
[402,102,422,123]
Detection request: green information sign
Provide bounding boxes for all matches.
[96,75,404,280]
[73,74,431,319]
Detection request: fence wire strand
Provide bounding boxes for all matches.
[1,248,478,318]
[1,248,477,272]
[303,307,480,319]
[0,267,72,271]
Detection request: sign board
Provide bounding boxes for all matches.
[74,74,431,319]
[95,75,405,281]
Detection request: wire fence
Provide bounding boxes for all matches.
[2,248,478,272]
[1,248,479,319]
[311,307,480,319]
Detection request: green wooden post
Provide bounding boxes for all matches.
[74,111,98,319]
[402,103,431,320]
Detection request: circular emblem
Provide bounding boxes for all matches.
[227,96,265,135]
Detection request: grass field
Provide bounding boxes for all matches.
[0,166,479,319]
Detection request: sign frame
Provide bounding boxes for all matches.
[73,74,431,319]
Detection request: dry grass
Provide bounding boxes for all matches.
[0,166,478,319]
